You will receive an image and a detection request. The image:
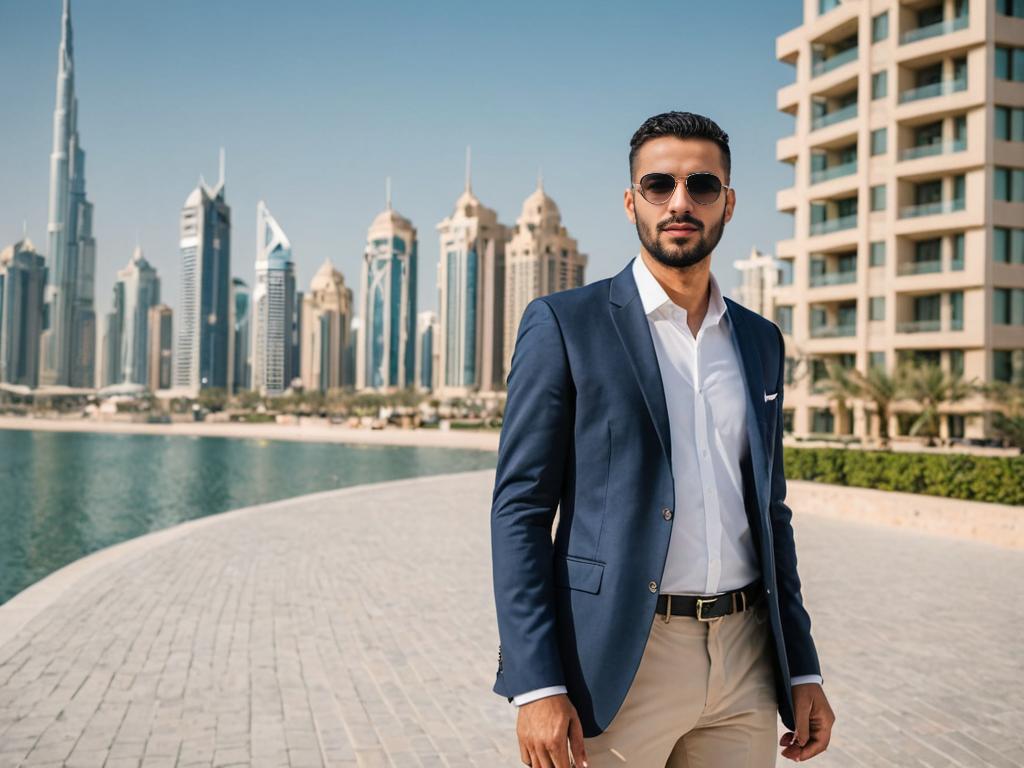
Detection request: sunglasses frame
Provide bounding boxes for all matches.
[631,171,731,206]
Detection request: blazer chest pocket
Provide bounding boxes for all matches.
[553,554,605,594]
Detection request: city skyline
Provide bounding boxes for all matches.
[0,0,803,327]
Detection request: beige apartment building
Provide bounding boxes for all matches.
[774,0,1024,440]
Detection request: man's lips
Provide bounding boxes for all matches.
[662,225,698,233]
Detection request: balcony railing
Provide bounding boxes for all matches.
[810,323,857,338]
[811,103,858,131]
[810,213,858,236]
[896,319,941,333]
[810,270,858,287]
[900,15,969,45]
[898,77,967,104]
[810,160,857,184]
[899,139,966,161]
[897,259,942,275]
[899,198,965,219]
[812,46,858,77]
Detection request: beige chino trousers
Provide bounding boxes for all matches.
[581,596,779,768]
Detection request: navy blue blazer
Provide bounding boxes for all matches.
[490,257,821,737]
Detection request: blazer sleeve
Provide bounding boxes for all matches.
[491,297,574,700]
[768,323,822,682]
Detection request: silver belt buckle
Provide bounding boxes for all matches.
[695,596,718,621]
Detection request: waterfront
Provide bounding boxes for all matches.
[0,429,496,605]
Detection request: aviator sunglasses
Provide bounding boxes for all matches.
[631,171,730,206]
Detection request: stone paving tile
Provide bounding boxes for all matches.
[0,470,1020,767]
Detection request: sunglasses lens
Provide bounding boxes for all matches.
[640,174,676,203]
[685,173,722,204]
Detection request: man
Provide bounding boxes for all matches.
[490,111,835,767]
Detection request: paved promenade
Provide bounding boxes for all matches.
[0,470,1021,767]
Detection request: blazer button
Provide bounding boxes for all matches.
[648,580,658,593]
[662,507,673,520]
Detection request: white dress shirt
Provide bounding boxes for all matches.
[513,255,821,706]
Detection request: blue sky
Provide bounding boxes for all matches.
[0,0,803,321]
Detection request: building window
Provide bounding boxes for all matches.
[993,349,1024,383]
[870,241,886,266]
[995,167,1024,202]
[872,11,889,42]
[872,71,888,100]
[869,296,885,321]
[811,407,836,434]
[775,305,793,335]
[949,349,964,376]
[869,351,886,371]
[951,233,965,270]
[871,184,887,211]
[997,0,1024,19]
[994,227,1024,264]
[996,106,1024,142]
[996,46,1024,82]
[950,291,964,330]
[994,288,1024,325]
[871,128,887,156]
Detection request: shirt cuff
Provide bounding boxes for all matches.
[513,685,568,706]
[791,674,823,687]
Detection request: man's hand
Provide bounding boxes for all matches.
[780,683,835,762]
[517,693,588,768]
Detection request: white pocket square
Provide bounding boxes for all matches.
[764,391,778,402]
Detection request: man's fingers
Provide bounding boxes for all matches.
[519,741,532,766]
[549,733,573,768]
[793,700,811,748]
[568,714,588,768]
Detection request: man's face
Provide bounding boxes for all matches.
[624,136,735,270]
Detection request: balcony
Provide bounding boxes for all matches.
[810,270,858,287]
[811,104,858,131]
[810,214,858,236]
[899,198,965,219]
[900,15,969,45]
[810,323,857,338]
[897,259,942,275]
[812,46,858,77]
[898,78,967,104]
[899,139,966,161]
[896,319,941,333]
[810,160,857,185]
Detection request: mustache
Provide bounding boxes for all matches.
[658,215,703,231]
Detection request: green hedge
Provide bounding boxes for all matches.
[784,447,1024,506]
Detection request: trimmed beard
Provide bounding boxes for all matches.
[635,206,727,270]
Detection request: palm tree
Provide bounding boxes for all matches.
[847,365,900,448]
[898,363,972,446]
[980,380,1024,452]
[817,360,860,436]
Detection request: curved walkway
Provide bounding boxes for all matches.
[0,470,1021,767]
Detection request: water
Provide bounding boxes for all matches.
[0,429,497,605]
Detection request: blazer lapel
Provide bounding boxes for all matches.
[608,261,672,466]
[724,298,771,516]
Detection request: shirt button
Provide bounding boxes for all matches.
[662,507,673,520]
[648,580,658,593]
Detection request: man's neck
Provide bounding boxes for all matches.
[640,249,712,338]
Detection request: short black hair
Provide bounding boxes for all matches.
[628,111,731,182]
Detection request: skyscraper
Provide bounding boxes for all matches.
[98,281,123,388]
[39,0,96,389]
[300,259,353,392]
[356,180,418,391]
[416,310,438,392]
[503,175,587,379]
[436,148,509,396]
[147,304,173,392]
[0,237,46,387]
[116,246,160,386]
[251,201,296,396]
[774,0,1024,439]
[174,152,231,395]
[230,277,251,393]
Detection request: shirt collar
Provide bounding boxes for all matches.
[631,252,728,328]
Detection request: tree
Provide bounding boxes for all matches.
[847,365,900,448]
[197,387,227,413]
[898,363,971,446]
[980,380,1024,453]
[817,360,860,435]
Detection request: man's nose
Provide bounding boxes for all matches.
[667,178,696,216]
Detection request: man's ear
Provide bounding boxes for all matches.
[724,187,736,223]
[624,188,636,225]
